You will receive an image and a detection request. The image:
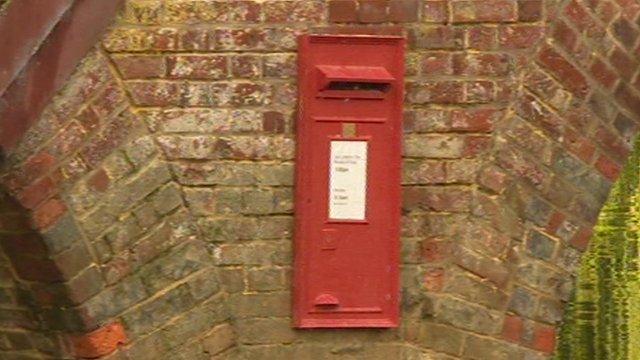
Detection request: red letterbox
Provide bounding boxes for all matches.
[293,35,405,328]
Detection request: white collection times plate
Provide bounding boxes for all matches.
[328,140,368,221]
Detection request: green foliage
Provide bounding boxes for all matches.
[556,140,640,359]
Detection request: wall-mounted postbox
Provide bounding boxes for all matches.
[293,35,405,328]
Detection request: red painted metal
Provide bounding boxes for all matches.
[293,34,405,328]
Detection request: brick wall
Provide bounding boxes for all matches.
[0,0,639,359]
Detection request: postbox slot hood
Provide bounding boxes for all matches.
[316,65,395,99]
[317,65,395,86]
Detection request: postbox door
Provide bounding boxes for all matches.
[294,35,404,328]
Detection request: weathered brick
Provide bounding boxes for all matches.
[263,54,297,78]
[168,55,228,80]
[121,0,162,25]
[518,0,543,21]
[537,46,589,98]
[121,285,194,337]
[126,81,182,107]
[235,318,295,345]
[508,286,538,317]
[263,0,324,23]
[112,55,165,79]
[328,0,357,22]
[451,1,518,23]
[410,26,464,50]
[68,322,127,359]
[423,1,448,23]
[498,25,545,49]
[526,230,557,260]
[201,324,235,356]
[435,296,503,335]
[389,0,419,22]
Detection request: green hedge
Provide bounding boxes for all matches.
[556,139,640,359]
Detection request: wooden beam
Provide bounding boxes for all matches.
[0,0,124,151]
[0,0,75,95]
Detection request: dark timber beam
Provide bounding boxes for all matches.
[0,0,75,96]
[0,0,125,151]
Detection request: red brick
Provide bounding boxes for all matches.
[407,81,465,104]
[451,108,500,132]
[609,47,637,79]
[564,0,595,33]
[498,25,545,49]
[463,135,492,157]
[76,106,100,133]
[594,125,631,160]
[126,81,182,107]
[318,25,404,36]
[227,1,261,22]
[615,84,640,118]
[69,322,127,358]
[21,152,57,186]
[590,58,618,89]
[231,82,269,106]
[612,17,638,49]
[502,314,524,343]
[179,29,208,51]
[17,176,56,210]
[451,0,518,23]
[465,81,495,103]
[410,25,464,49]
[595,154,622,181]
[112,55,165,79]
[212,28,266,51]
[263,111,286,133]
[32,198,67,230]
[421,52,453,75]
[571,228,593,251]
[166,55,228,80]
[553,20,578,52]
[231,55,261,78]
[263,0,324,23]
[47,122,87,159]
[615,0,640,20]
[94,83,126,119]
[358,0,389,23]
[478,165,508,193]
[88,169,110,193]
[518,0,542,21]
[532,324,556,354]
[546,211,566,235]
[328,0,358,22]
[563,129,596,163]
[0,233,48,258]
[467,26,497,50]
[596,1,618,24]
[423,1,448,23]
[537,46,589,98]
[11,256,65,282]
[454,53,511,76]
[389,0,419,22]
[226,0,262,22]
[424,268,445,292]
[421,237,451,262]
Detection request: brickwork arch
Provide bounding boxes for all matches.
[1,0,640,359]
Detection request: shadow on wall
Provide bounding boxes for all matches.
[0,189,69,358]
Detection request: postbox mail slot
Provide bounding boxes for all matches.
[317,65,394,99]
